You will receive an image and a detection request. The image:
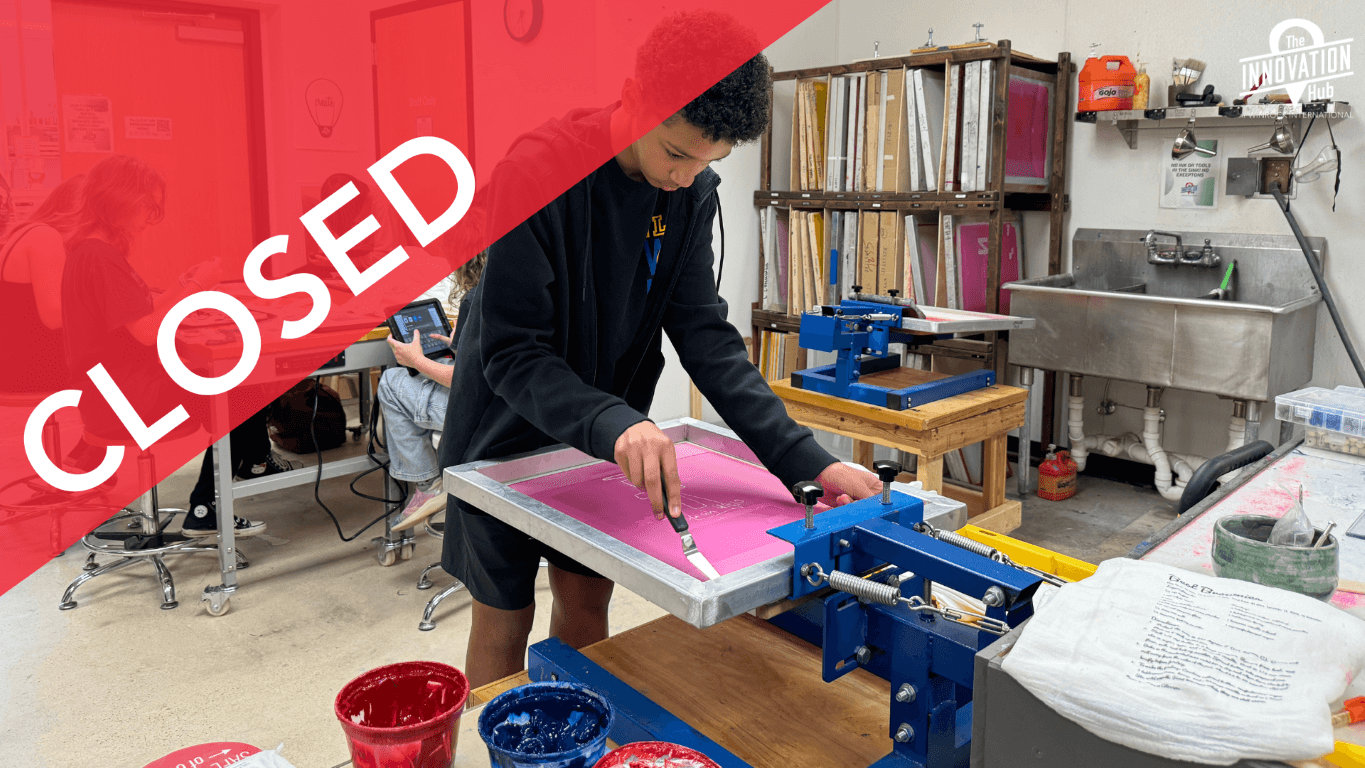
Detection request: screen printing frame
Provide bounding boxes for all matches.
[444,418,797,628]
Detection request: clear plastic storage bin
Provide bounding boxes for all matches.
[1275,386,1365,457]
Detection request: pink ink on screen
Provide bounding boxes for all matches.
[1005,78,1050,183]
[952,221,1021,314]
[509,443,826,580]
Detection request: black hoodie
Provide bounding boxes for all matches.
[438,105,835,536]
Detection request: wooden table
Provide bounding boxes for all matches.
[769,374,1027,533]
[466,614,893,768]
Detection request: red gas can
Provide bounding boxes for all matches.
[1078,55,1137,111]
[1037,445,1078,501]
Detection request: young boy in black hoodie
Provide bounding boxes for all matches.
[440,12,882,687]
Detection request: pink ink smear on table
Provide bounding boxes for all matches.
[509,443,828,581]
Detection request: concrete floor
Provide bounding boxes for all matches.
[0,438,1172,768]
[1016,471,1179,564]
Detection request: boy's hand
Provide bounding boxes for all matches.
[387,330,428,369]
[614,422,681,520]
[816,462,884,507]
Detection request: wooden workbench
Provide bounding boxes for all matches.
[466,614,893,768]
[769,375,1027,533]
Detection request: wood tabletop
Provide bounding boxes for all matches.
[470,614,892,768]
[770,377,1027,432]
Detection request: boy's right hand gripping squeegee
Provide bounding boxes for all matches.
[662,485,720,580]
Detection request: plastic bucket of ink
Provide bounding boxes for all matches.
[334,660,470,768]
[477,682,615,768]
[594,742,721,767]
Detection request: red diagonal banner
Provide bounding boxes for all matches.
[0,0,829,597]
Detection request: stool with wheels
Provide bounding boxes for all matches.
[416,517,464,631]
[58,447,222,611]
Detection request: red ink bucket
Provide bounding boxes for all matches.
[594,742,721,767]
[334,660,470,768]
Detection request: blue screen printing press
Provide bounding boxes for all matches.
[447,418,1082,768]
[790,293,1034,411]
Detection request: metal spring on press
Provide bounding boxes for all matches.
[828,569,901,606]
[915,523,1002,561]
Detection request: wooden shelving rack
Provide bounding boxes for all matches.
[751,42,1073,398]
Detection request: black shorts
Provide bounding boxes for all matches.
[441,498,605,611]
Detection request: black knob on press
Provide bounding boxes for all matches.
[792,480,824,530]
[887,289,900,298]
[791,481,824,506]
[874,460,901,504]
[851,284,863,294]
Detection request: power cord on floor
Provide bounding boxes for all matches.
[309,377,406,542]
[348,391,408,506]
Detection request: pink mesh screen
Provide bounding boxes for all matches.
[509,443,827,581]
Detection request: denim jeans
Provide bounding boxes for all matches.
[376,366,449,483]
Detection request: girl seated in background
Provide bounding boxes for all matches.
[60,155,278,536]
[0,175,85,393]
[381,250,485,534]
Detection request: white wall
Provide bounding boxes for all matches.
[691,0,1365,462]
[649,3,844,423]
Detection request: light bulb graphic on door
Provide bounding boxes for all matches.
[305,78,344,138]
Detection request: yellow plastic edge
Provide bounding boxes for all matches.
[1327,740,1365,767]
[957,524,1097,582]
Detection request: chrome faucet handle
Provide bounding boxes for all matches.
[1145,230,1184,263]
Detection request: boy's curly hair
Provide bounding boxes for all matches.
[635,11,771,145]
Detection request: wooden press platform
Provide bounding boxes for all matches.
[769,373,1027,533]
[469,614,893,768]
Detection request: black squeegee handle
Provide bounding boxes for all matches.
[661,484,688,533]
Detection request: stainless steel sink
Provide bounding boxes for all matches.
[1006,229,1324,402]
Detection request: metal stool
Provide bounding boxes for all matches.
[416,517,464,631]
[59,451,224,611]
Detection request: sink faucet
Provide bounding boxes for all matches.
[1145,231,1183,264]
[1144,230,1220,268]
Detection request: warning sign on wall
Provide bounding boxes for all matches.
[61,95,114,153]
[125,116,173,140]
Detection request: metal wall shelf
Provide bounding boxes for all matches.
[1076,101,1352,149]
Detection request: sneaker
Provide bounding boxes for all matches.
[235,452,297,481]
[391,481,447,533]
[181,502,266,538]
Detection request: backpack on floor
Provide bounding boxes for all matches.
[268,379,347,454]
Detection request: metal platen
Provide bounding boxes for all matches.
[791,295,1006,410]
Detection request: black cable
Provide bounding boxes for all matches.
[1270,186,1365,385]
[348,390,407,505]
[308,377,394,542]
[1326,117,1341,212]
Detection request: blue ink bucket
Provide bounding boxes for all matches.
[477,682,615,768]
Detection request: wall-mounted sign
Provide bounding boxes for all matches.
[1161,138,1220,210]
[124,116,172,140]
[1240,18,1353,102]
[61,94,113,153]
